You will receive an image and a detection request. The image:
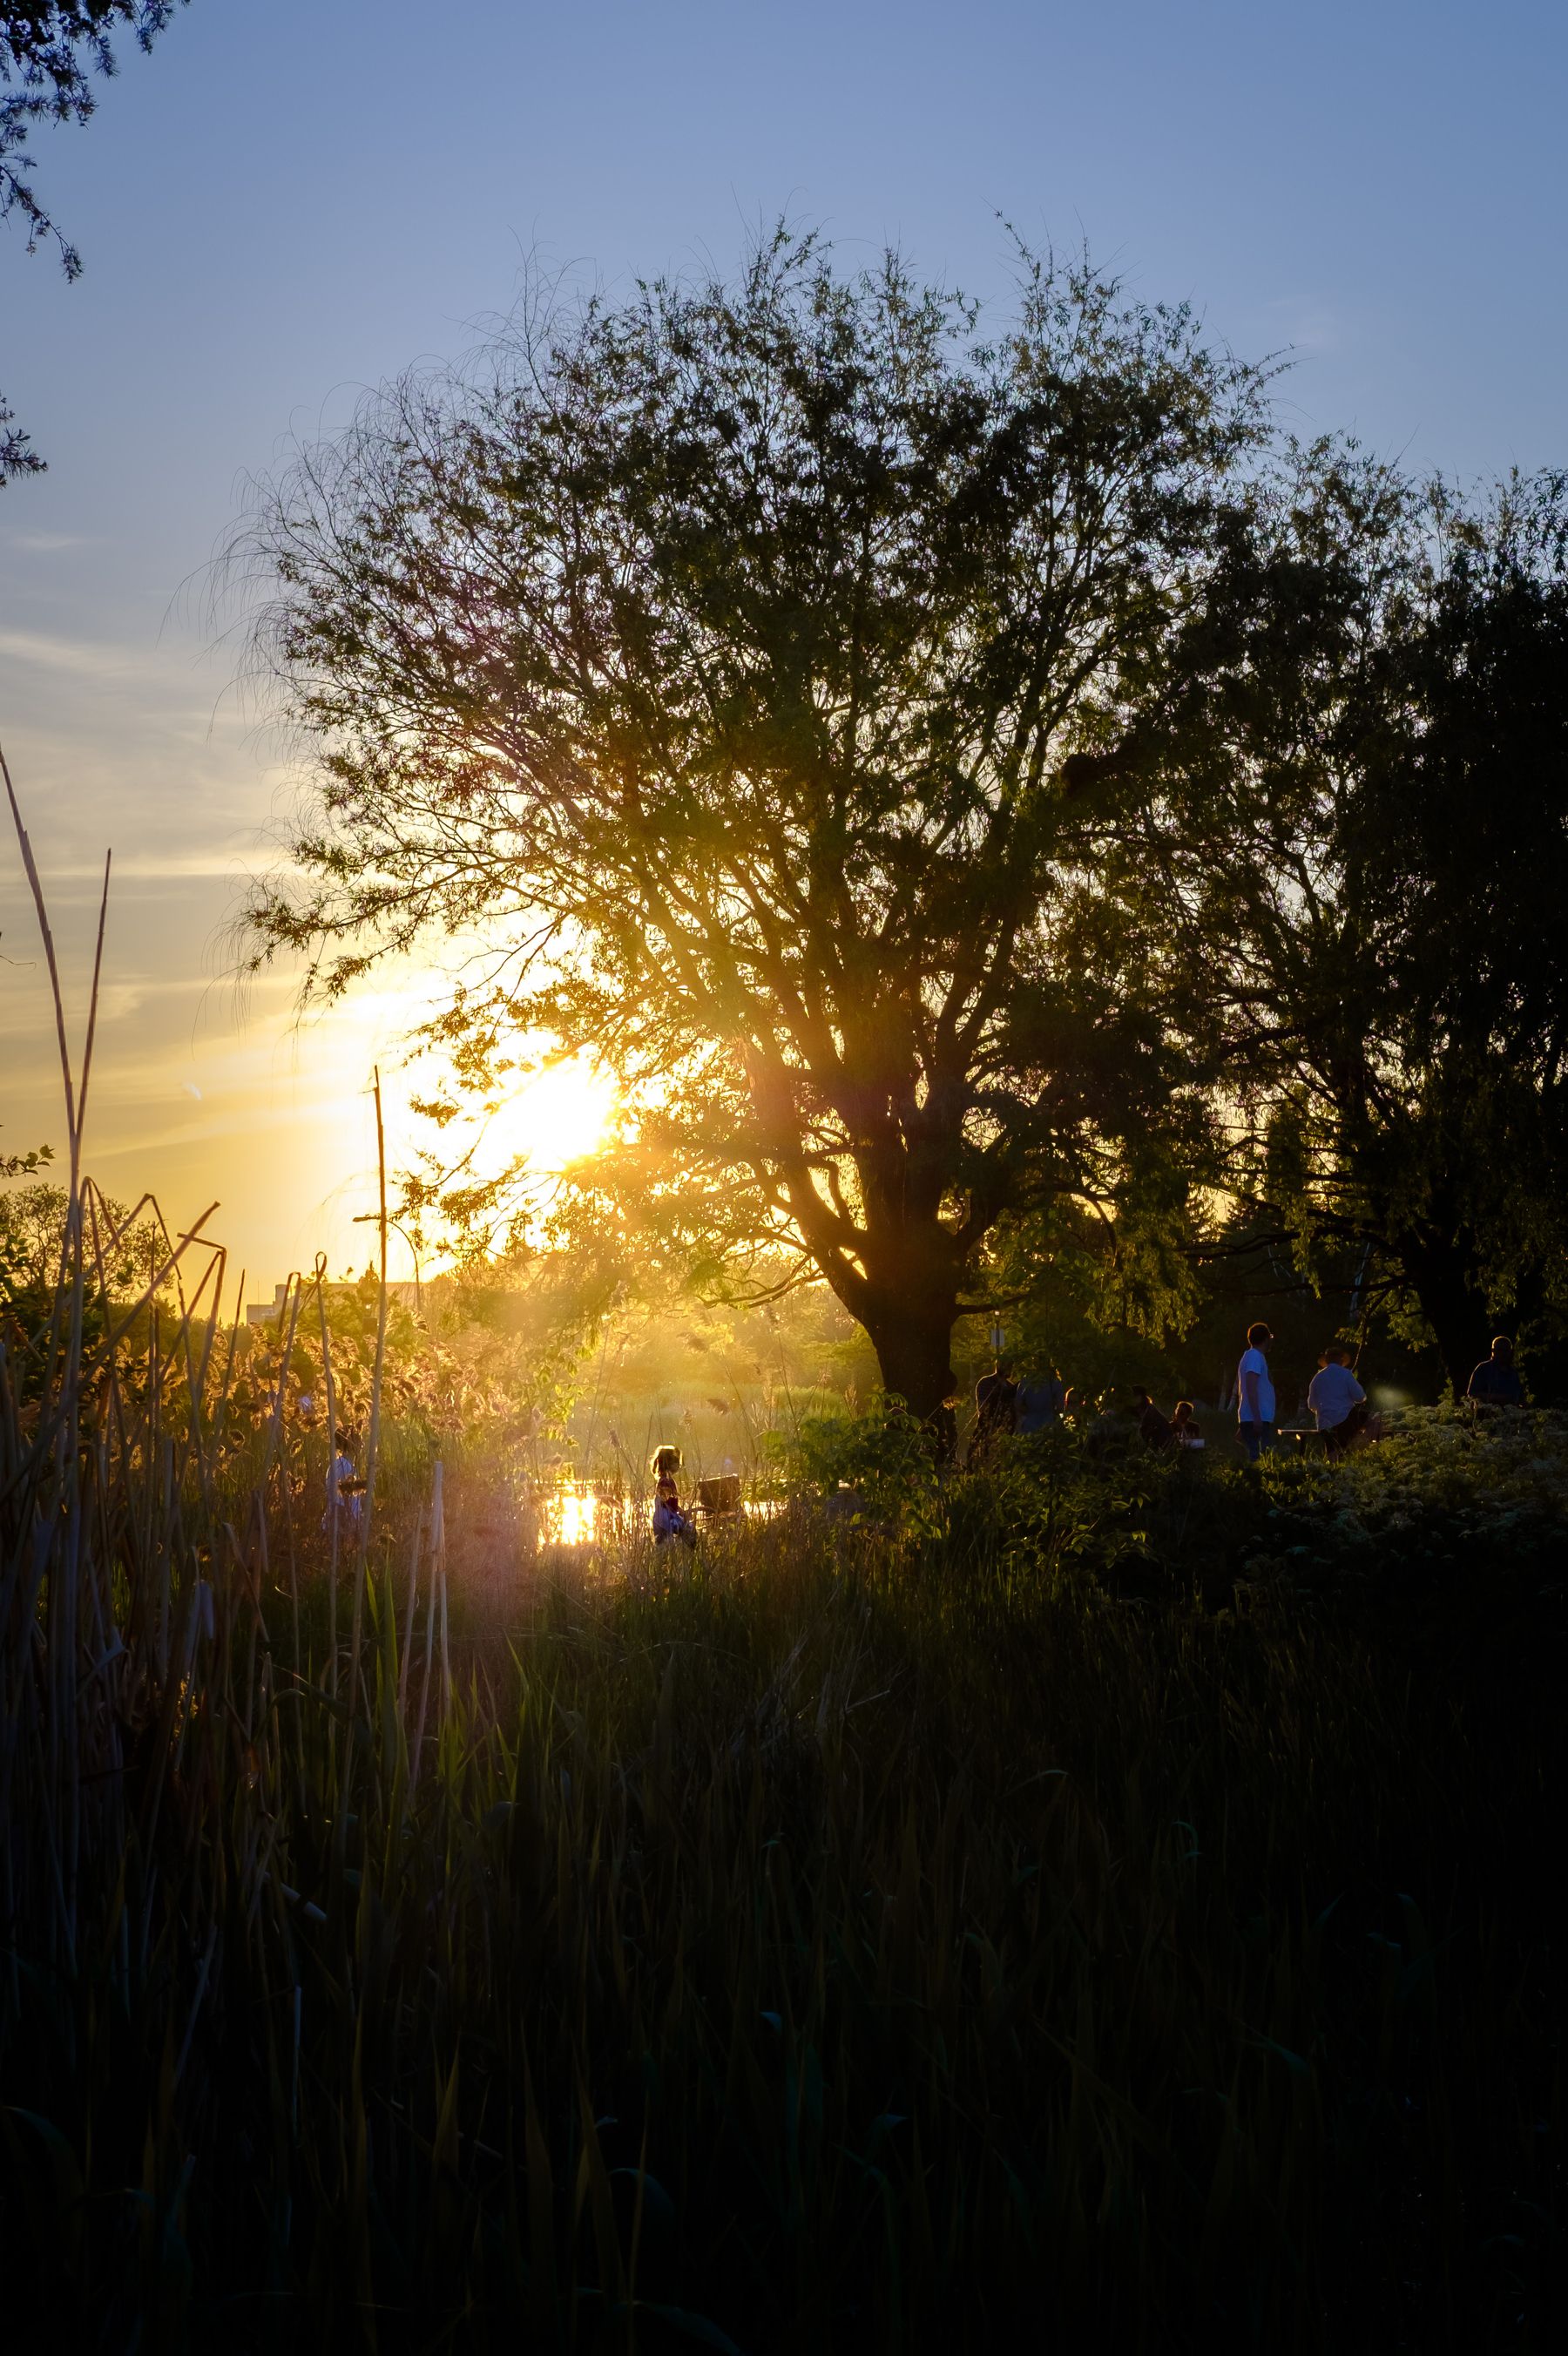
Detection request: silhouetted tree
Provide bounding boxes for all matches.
[1142,451,1568,1390]
[242,232,1268,1418]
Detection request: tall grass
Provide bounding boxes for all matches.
[3,1239,1562,2350]
[1,773,1561,2349]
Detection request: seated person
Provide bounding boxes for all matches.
[1131,1385,1173,1449]
[1169,1398,1204,1451]
[1466,1335,1525,1408]
[323,1427,366,1533]
[1308,1345,1368,1452]
[651,1445,697,1547]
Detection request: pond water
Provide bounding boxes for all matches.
[533,1481,780,1547]
[537,1482,611,1547]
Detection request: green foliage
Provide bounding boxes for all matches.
[235,231,1568,1415]
[3,1168,1565,2350]
[226,1258,598,1483]
[769,1391,945,1539]
[0,1136,51,1178]
[3,1301,1562,2348]
[0,1177,161,1394]
[976,1141,1212,1397]
[1147,453,1568,1387]
[1243,1404,1568,1588]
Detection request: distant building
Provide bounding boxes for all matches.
[246,1283,294,1327]
[245,1276,426,1326]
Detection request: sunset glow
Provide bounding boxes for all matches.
[486,1057,617,1176]
[3,7,1560,2338]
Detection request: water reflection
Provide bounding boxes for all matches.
[533,1480,778,1547]
[536,1482,612,1547]
[562,1488,597,1546]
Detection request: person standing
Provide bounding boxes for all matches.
[1466,1335,1525,1408]
[1235,1323,1277,1463]
[1014,1367,1066,1436]
[1308,1345,1367,1452]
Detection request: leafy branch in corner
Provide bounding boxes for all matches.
[1,3,187,481]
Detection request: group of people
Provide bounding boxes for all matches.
[1233,1324,1527,1458]
[969,1318,1531,1470]
[1233,1322,1368,1461]
[970,1364,1067,1451]
[970,1363,1213,1462]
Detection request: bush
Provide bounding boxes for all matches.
[768,1391,946,1540]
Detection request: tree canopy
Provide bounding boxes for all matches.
[1138,450,1568,1388]
[243,231,1271,1420]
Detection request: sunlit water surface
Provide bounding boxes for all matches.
[533,1482,778,1547]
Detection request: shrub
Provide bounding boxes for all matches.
[767,1391,946,1540]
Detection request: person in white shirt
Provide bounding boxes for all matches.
[1236,1322,1277,1463]
[1308,1346,1367,1452]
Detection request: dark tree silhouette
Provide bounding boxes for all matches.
[241,233,1267,1418]
[1143,451,1568,1389]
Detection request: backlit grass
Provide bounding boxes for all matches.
[2,1235,1562,2352]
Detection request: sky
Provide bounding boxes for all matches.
[3,0,1565,1299]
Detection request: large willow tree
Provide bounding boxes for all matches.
[242,232,1266,1418]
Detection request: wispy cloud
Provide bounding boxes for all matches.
[3,531,98,554]
[23,852,280,881]
[0,626,138,681]
[80,1087,375,1164]
[1263,298,1343,357]
[94,975,233,1022]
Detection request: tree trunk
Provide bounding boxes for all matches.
[861,1297,960,1432]
[769,1088,968,1438]
[1397,1229,1496,1397]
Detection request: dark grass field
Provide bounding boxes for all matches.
[3,1313,1563,2353]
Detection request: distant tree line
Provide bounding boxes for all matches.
[238,230,1568,1415]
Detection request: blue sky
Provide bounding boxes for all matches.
[2,0,1565,1287]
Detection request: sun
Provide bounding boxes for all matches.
[486,1054,617,1174]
